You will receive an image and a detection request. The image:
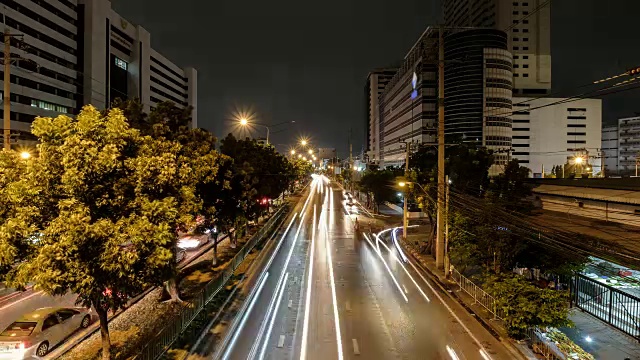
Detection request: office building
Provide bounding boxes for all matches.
[616,116,640,174]
[1,0,197,146]
[378,27,513,175]
[365,68,396,164]
[443,0,551,95]
[510,98,602,177]
[601,125,619,175]
[317,147,336,161]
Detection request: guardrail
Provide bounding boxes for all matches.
[450,268,504,320]
[136,205,289,360]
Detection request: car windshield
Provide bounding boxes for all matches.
[1,322,37,337]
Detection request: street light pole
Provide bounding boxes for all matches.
[436,24,446,270]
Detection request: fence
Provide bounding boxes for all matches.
[450,268,504,320]
[135,205,289,360]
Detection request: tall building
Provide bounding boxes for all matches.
[616,116,640,174]
[1,0,197,147]
[443,0,551,95]
[601,125,619,175]
[510,98,602,176]
[365,68,395,164]
[378,27,513,174]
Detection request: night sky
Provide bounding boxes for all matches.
[111,0,640,157]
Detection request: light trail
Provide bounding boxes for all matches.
[362,234,409,303]
[446,345,460,360]
[220,272,270,360]
[392,227,409,262]
[480,349,492,360]
[299,205,317,360]
[257,272,290,360]
[324,217,344,360]
[372,233,430,303]
[263,213,298,271]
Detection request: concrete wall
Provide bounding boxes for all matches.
[537,193,640,226]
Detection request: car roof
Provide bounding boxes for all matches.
[15,307,62,322]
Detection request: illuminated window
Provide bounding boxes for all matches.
[115,57,128,70]
[31,99,68,113]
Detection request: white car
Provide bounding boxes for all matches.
[0,307,92,359]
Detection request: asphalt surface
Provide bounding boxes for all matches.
[214,176,519,360]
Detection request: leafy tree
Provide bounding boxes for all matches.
[483,273,572,339]
[359,169,398,213]
[488,159,533,212]
[0,106,187,360]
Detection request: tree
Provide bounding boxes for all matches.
[483,273,572,339]
[359,169,398,213]
[0,106,187,360]
[488,159,533,212]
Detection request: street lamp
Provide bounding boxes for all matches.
[298,154,302,159]
[308,149,313,155]
[239,118,248,126]
[300,139,308,147]
[291,149,296,155]
[574,156,584,165]
[20,151,31,159]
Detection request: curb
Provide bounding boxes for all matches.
[399,239,532,360]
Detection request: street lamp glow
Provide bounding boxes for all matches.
[398,181,407,187]
[353,165,358,171]
[575,156,584,164]
[303,156,307,161]
[308,149,313,155]
[298,154,302,158]
[239,118,248,126]
[300,139,308,146]
[20,151,31,159]
[290,149,296,155]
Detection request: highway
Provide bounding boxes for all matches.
[214,175,519,360]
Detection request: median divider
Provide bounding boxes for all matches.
[135,204,290,360]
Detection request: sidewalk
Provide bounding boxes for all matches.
[561,309,640,360]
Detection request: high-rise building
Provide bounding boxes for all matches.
[1,0,197,147]
[378,27,513,174]
[615,116,640,174]
[602,125,619,175]
[365,68,396,164]
[443,0,551,95]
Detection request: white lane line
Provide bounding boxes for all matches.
[446,345,460,360]
[374,232,430,303]
[221,272,270,360]
[480,349,492,360]
[402,285,408,294]
[277,335,286,348]
[345,301,351,312]
[324,220,344,360]
[405,251,493,359]
[257,272,290,360]
[362,234,408,303]
[0,290,44,311]
[352,339,360,355]
[299,205,317,360]
[288,299,292,309]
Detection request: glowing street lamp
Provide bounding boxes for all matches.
[300,139,308,146]
[308,149,313,155]
[239,118,248,126]
[290,149,296,155]
[574,156,584,165]
[20,151,31,159]
[298,154,302,159]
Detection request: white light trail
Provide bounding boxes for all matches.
[221,272,270,360]
[391,227,408,262]
[300,205,317,360]
[446,345,460,360]
[257,272,290,360]
[362,233,408,303]
[263,214,298,271]
[324,220,344,360]
[480,349,492,360]
[373,233,430,303]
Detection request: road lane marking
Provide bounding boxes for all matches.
[0,290,44,311]
[288,299,292,308]
[257,272,289,360]
[345,301,351,312]
[362,234,408,303]
[446,345,460,360]
[277,335,285,348]
[403,285,408,294]
[221,272,269,360]
[324,219,344,360]
[300,205,318,360]
[352,339,360,355]
[480,349,491,360]
[374,232,430,303]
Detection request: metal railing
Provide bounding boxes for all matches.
[136,205,289,360]
[526,328,564,360]
[450,268,504,320]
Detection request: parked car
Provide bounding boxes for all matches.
[0,307,92,359]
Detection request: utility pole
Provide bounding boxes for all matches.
[3,29,10,150]
[444,175,450,277]
[403,142,410,241]
[601,150,606,178]
[435,25,446,270]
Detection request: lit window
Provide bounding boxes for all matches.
[31,99,68,113]
[115,57,128,70]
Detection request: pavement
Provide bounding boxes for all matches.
[202,175,518,360]
[561,309,640,360]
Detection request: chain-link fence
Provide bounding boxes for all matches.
[136,205,289,360]
[450,268,504,320]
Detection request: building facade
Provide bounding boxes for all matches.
[317,147,337,161]
[1,0,197,147]
[510,98,602,177]
[378,27,513,173]
[443,0,551,95]
[365,69,396,164]
[617,117,640,174]
[602,125,619,175]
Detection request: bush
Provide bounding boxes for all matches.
[483,273,572,339]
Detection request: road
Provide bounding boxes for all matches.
[214,175,519,360]
[0,233,223,355]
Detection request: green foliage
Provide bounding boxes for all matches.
[359,169,399,211]
[488,159,533,212]
[483,273,572,339]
